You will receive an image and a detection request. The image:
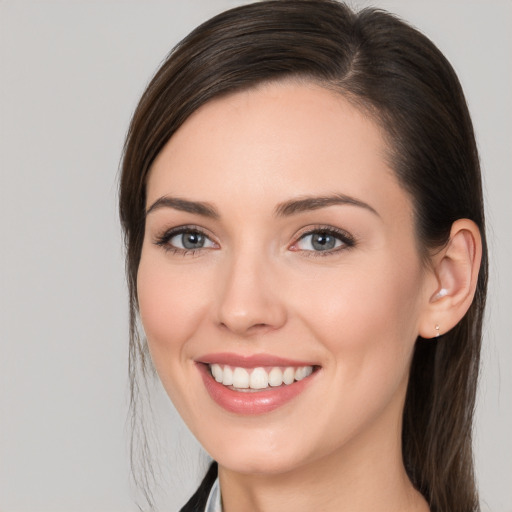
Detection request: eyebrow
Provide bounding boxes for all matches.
[145,193,378,219]
[274,194,379,217]
[146,196,219,218]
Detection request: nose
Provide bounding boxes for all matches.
[214,251,287,337]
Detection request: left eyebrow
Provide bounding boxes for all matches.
[274,194,379,217]
[145,196,219,218]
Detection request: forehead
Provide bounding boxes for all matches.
[147,81,410,224]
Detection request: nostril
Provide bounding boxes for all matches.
[218,320,277,336]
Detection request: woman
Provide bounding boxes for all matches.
[119,1,487,511]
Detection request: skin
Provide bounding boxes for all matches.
[137,81,435,511]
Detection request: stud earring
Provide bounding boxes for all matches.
[434,288,448,300]
[435,325,440,337]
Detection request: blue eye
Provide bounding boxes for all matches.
[170,231,213,250]
[155,227,216,253]
[294,228,354,253]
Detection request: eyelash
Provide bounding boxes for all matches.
[153,225,217,257]
[153,225,356,257]
[291,225,356,257]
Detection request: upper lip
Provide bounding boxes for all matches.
[196,352,317,368]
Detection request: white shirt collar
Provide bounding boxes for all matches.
[205,477,222,512]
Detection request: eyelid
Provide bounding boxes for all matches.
[153,224,219,254]
[289,225,356,255]
[152,223,354,256]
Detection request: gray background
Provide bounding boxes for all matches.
[1,0,510,510]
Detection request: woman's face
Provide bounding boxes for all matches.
[137,82,434,475]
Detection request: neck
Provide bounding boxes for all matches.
[218,395,429,512]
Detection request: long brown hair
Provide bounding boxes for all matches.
[119,1,488,510]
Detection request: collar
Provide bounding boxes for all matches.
[205,477,222,512]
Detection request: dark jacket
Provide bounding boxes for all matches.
[180,462,218,512]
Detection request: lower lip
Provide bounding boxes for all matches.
[197,363,317,415]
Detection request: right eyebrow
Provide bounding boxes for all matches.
[274,193,379,218]
[145,196,219,219]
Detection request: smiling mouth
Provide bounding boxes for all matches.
[198,357,320,414]
[209,364,315,391]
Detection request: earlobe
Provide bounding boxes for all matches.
[418,219,482,339]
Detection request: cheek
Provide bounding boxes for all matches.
[136,253,210,363]
[136,252,218,423]
[298,254,425,383]
[286,258,426,449]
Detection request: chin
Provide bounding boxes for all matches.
[197,423,320,477]
[216,449,305,476]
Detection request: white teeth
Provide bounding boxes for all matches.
[250,367,269,389]
[232,367,250,389]
[295,366,313,381]
[222,366,233,386]
[283,367,295,385]
[209,364,314,390]
[268,367,283,387]
[211,364,223,383]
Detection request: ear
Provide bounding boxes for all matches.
[418,219,482,339]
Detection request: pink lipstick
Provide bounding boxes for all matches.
[196,353,319,415]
